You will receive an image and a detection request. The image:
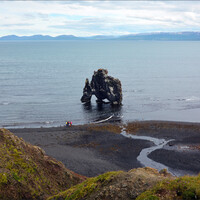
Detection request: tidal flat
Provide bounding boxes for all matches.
[10,121,200,177]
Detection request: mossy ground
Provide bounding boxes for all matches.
[136,174,200,200]
[47,171,122,200]
[126,121,200,134]
[0,128,84,200]
[86,123,122,134]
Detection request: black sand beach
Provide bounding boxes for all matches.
[10,121,200,177]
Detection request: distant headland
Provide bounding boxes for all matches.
[1,32,200,41]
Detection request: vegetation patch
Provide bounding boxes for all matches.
[136,174,200,200]
[86,124,122,134]
[126,121,200,134]
[0,128,85,200]
[48,171,123,200]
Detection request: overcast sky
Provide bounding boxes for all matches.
[0,1,200,36]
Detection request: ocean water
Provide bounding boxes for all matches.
[1,40,200,128]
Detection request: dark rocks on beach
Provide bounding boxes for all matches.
[81,69,122,105]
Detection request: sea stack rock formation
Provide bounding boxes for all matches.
[81,69,122,105]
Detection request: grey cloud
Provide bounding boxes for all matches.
[2,0,200,36]
[37,13,49,19]
[23,13,35,20]
[49,16,120,31]
[127,15,184,25]
[80,17,108,24]
[23,13,48,20]
[0,23,33,27]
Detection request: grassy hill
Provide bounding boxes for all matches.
[0,128,85,200]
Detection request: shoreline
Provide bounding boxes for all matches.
[6,119,200,130]
[9,120,200,177]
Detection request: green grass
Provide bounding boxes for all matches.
[48,171,122,200]
[0,129,49,198]
[136,174,200,200]
[0,128,84,200]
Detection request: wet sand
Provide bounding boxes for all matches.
[10,121,200,177]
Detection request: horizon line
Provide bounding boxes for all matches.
[1,31,200,38]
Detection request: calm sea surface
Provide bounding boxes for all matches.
[1,40,200,128]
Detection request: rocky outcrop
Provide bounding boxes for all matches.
[81,69,122,105]
[0,128,85,200]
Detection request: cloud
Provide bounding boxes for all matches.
[1,23,33,27]
[0,1,200,36]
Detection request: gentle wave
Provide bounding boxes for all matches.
[91,115,114,124]
[185,96,200,102]
[177,96,200,102]
[2,121,58,128]
[123,89,144,93]
[0,102,10,105]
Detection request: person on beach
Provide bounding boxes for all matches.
[66,121,72,127]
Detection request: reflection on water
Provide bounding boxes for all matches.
[82,101,123,123]
[82,102,92,111]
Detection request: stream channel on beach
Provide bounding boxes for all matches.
[120,127,195,177]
